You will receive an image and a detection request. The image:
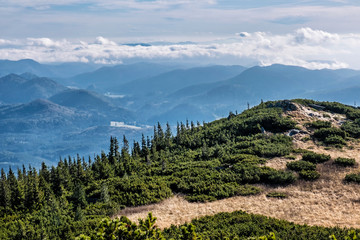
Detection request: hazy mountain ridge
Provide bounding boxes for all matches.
[0,59,100,78]
[1,59,360,170]
[117,65,247,96]
[0,73,67,103]
[158,65,360,118]
[68,62,182,92]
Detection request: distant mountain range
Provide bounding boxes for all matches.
[116,65,246,96]
[67,62,182,91]
[1,59,360,169]
[154,64,360,120]
[0,59,100,78]
[0,73,67,103]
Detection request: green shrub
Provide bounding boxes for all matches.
[163,209,360,239]
[287,161,316,171]
[341,121,360,138]
[307,120,331,129]
[323,135,346,146]
[302,152,331,163]
[346,110,360,120]
[334,157,356,167]
[222,154,263,165]
[313,127,346,141]
[184,184,260,203]
[260,167,296,185]
[108,176,172,207]
[236,107,297,135]
[266,192,287,199]
[235,134,293,158]
[344,173,360,183]
[236,184,261,196]
[299,170,320,181]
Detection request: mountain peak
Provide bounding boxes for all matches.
[20,72,39,80]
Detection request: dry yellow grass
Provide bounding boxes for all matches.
[113,104,360,229]
[115,168,360,229]
[114,140,360,229]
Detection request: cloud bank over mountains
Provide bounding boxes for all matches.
[0,28,359,69]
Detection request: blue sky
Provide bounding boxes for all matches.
[0,0,360,69]
[1,0,359,40]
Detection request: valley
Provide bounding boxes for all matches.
[2,60,360,171]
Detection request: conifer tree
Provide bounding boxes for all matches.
[165,122,172,148]
[114,137,120,159]
[50,166,62,196]
[0,168,10,209]
[176,122,181,144]
[17,167,23,182]
[109,136,115,163]
[157,122,165,149]
[8,168,23,210]
[153,126,159,148]
[74,205,84,221]
[121,135,132,174]
[190,121,195,132]
[132,141,141,157]
[72,182,87,209]
[100,183,110,204]
[76,154,85,182]
[40,162,50,183]
[141,134,149,159]
[24,167,40,210]
[122,135,129,154]
[39,175,52,203]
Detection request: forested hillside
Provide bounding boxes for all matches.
[1,99,360,239]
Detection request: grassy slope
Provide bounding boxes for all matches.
[118,100,360,230]
[3,99,360,239]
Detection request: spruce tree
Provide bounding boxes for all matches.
[8,168,23,210]
[72,182,87,209]
[121,135,132,174]
[24,167,40,210]
[40,162,50,183]
[100,183,110,204]
[108,136,115,164]
[0,168,10,209]
[165,122,172,149]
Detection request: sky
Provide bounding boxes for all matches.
[0,0,360,69]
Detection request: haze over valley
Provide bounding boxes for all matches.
[1,59,360,170]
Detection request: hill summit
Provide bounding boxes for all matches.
[2,99,360,239]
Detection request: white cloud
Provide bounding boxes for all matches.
[0,28,359,69]
[94,36,117,46]
[0,39,15,45]
[27,38,69,48]
[293,27,340,44]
